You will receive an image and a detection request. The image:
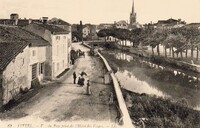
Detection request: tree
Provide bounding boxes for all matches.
[163,33,186,58]
[97,29,112,42]
[177,28,200,60]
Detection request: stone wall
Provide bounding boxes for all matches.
[1,46,31,105]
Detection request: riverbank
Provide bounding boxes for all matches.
[116,44,200,73]
[122,89,200,128]
[101,51,200,128]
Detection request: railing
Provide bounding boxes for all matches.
[97,51,134,128]
[82,42,134,127]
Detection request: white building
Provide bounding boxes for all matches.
[2,26,51,83]
[82,26,90,38]
[24,23,71,79]
[114,20,129,29]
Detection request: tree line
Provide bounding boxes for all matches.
[97,27,200,60]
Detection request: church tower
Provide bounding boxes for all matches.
[130,0,136,27]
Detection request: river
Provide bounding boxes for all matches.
[102,50,200,110]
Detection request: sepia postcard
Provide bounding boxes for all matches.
[0,0,200,128]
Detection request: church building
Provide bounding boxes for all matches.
[129,0,141,29]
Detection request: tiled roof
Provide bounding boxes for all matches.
[0,25,50,47]
[36,23,69,34]
[116,20,128,24]
[0,26,24,42]
[48,18,71,26]
[0,19,15,25]
[158,18,179,24]
[0,19,43,27]
[0,41,29,70]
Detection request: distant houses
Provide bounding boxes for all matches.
[72,22,98,41]
[155,18,186,29]
[82,26,90,38]
[114,20,128,29]
[0,14,72,108]
[0,13,43,27]
[184,23,200,29]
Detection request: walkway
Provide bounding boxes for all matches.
[0,43,118,127]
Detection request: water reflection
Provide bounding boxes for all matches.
[103,50,200,110]
[117,70,167,97]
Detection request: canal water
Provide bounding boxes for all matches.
[102,50,200,110]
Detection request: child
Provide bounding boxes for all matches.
[86,80,92,95]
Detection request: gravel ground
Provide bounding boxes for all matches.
[0,43,118,127]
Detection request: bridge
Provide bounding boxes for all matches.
[84,40,116,47]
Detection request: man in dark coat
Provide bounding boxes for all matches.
[73,72,77,84]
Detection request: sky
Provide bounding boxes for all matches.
[0,0,200,25]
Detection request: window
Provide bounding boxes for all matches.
[63,44,65,54]
[63,36,66,39]
[56,36,60,40]
[22,58,24,66]
[32,64,37,80]
[57,45,59,56]
[32,50,36,56]
[57,63,59,71]
[39,63,44,74]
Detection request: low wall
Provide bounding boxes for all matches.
[82,43,91,49]
[97,52,134,128]
[82,42,134,127]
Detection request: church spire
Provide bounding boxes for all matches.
[132,0,134,14]
[130,0,136,27]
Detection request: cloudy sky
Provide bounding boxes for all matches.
[0,0,200,24]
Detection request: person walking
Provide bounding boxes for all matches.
[86,80,92,95]
[73,72,77,84]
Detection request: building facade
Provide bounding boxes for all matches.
[82,26,90,38]
[24,23,71,79]
[0,40,30,107]
[114,20,129,29]
[0,26,50,83]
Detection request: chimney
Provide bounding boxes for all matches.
[10,13,19,20]
[42,17,48,24]
[80,20,82,26]
[10,13,19,25]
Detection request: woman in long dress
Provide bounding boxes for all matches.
[86,80,92,95]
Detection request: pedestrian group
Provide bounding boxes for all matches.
[73,71,92,95]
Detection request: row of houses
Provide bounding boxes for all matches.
[0,14,72,108]
[72,18,191,42]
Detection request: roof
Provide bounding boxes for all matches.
[0,19,44,27]
[0,41,29,70]
[116,20,128,25]
[0,19,15,25]
[35,23,69,34]
[0,25,50,47]
[0,26,25,42]
[17,20,29,26]
[158,18,178,24]
[184,23,200,28]
[48,18,71,26]
[97,23,114,30]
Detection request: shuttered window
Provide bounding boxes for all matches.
[32,64,37,80]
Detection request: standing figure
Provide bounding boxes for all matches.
[80,77,85,86]
[73,72,77,84]
[86,80,92,95]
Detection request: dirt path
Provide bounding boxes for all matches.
[0,43,117,125]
